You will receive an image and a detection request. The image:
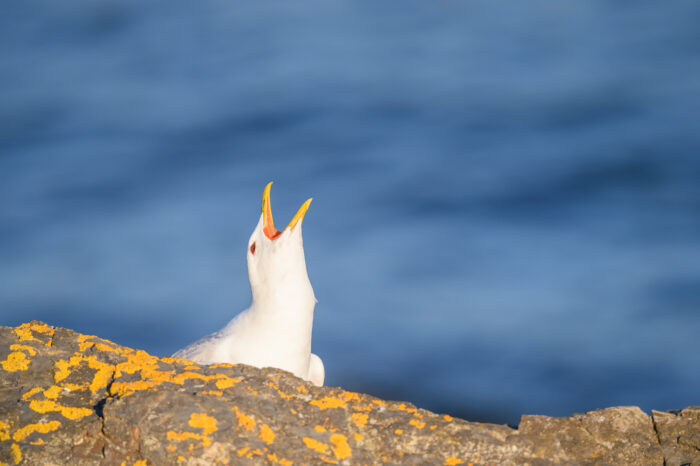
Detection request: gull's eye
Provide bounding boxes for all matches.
[249,242,256,255]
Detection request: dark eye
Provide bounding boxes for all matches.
[249,242,256,255]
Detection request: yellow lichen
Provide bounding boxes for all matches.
[166,430,211,447]
[329,434,351,460]
[444,457,464,465]
[133,461,147,466]
[394,429,403,435]
[20,387,43,401]
[0,420,10,441]
[266,453,293,466]
[354,433,363,441]
[444,414,453,421]
[28,399,93,420]
[11,443,21,464]
[9,344,37,356]
[215,377,240,390]
[297,385,308,393]
[245,448,263,458]
[188,413,218,435]
[351,413,368,428]
[302,437,330,455]
[29,438,44,446]
[258,424,275,445]
[409,419,426,429]
[1,352,29,372]
[232,406,256,431]
[236,447,250,457]
[309,396,347,410]
[314,425,327,433]
[338,392,362,403]
[43,385,63,399]
[12,421,61,442]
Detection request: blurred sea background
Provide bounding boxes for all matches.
[2,1,700,426]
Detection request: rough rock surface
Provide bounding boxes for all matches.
[0,322,698,465]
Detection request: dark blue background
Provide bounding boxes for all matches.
[2,1,700,425]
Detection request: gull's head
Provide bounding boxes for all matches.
[247,182,315,308]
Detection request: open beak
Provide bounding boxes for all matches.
[262,182,312,240]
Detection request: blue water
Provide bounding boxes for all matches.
[2,1,700,425]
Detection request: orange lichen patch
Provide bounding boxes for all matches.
[267,453,293,466]
[296,385,308,393]
[184,365,199,371]
[329,434,351,460]
[1,351,30,372]
[232,406,256,431]
[30,322,54,335]
[43,385,63,399]
[12,420,62,442]
[110,380,156,396]
[107,347,241,397]
[354,433,363,441]
[244,448,263,458]
[21,387,44,401]
[166,430,211,447]
[53,353,114,394]
[14,322,54,344]
[208,362,236,369]
[302,437,330,455]
[338,391,362,403]
[277,390,293,400]
[259,424,276,445]
[215,377,240,390]
[11,443,21,464]
[394,429,403,435]
[309,396,346,410]
[351,413,368,428]
[409,419,426,429]
[0,420,10,441]
[159,356,190,365]
[444,414,453,422]
[29,438,44,446]
[189,413,218,436]
[372,399,387,407]
[319,458,338,465]
[430,425,437,430]
[396,403,419,415]
[245,385,259,395]
[444,457,465,465]
[133,461,147,466]
[10,344,37,356]
[202,390,223,396]
[167,445,176,452]
[314,425,327,433]
[29,399,93,420]
[236,447,250,457]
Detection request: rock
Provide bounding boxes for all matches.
[652,407,700,466]
[0,321,696,465]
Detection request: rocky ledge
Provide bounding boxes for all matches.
[1,322,698,465]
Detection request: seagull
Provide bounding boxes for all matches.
[173,182,324,386]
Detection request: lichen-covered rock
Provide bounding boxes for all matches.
[0,321,696,465]
[652,407,700,466]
